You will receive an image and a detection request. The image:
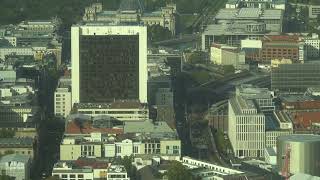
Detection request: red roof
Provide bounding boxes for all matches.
[292,112,320,128]
[75,159,110,169]
[264,35,300,43]
[65,121,123,135]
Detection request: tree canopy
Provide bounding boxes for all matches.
[166,161,192,180]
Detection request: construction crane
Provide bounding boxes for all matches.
[281,144,291,180]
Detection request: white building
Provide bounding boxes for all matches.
[182,156,244,179]
[74,101,149,122]
[225,0,286,10]
[71,24,147,106]
[228,85,276,158]
[0,154,31,180]
[0,47,34,60]
[309,5,320,18]
[210,43,246,68]
[54,77,72,118]
[303,33,320,58]
[107,165,130,180]
[60,131,181,161]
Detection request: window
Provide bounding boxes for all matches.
[70,174,76,178]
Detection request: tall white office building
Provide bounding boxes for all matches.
[227,85,275,158]
[71,24,147,106]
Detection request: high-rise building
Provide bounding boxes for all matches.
[71,25,147,105]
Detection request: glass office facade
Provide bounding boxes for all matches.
[79,35,139,103]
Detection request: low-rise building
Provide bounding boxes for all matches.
[309,5,320,19]
[303,33,320,58]
[182,156,244,179]
[0,137,34,158]
[210,43,246,69]
[54,76,72,118]
[60,130,180,161]
[0,154,31,180]
[52,159,130,180]
[74,100,149,122]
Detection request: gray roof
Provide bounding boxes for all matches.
[215,8,283,20]
[0,137,33,147]
[0,154,30,163]
[124,119,174,134]
[278,134,320,143]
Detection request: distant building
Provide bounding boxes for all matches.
[270,58,292,68]
[60,131,180,161]
[71,24,147,105]
[0,138,34,158]
[54,77,72,118]
[309,5,320,18]
[210,43,246,69]
[0,154,31,180]
[228,85,292,158]
[147,76,171,106]
[83,0,176,35]
[202,8,284,50]
[74,100,149,122]
[244,35,305,63]
[226,0,286,10]
[52,160,130,180]
[303,33,320,58]
[271,63,320,92]
[182,156,244,179]
[0,65,16,83]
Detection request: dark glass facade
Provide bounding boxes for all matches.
[271,63,320,92]
[79,35,139,103]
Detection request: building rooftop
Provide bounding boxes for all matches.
[280,94,316,103]
[124,119,175,134]
[236,84,273,99]
[75,100,147,109]
[215,8,283,20]
[65,118,123,135]
[0,154,30,163]
[278,134,320,142]
[0,137,33,147]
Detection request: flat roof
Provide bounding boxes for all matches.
[75,100,147,109]
[0,154,30,163]
[0,137,33,147]
[278,134,320,142]
[215,8,282,20]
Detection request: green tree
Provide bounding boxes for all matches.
[188,51,206,64]
[121,156,137,180]
[166,161,192,180]
[0,175,14,180]
[0,129,15,138]
[147,24,172,42]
